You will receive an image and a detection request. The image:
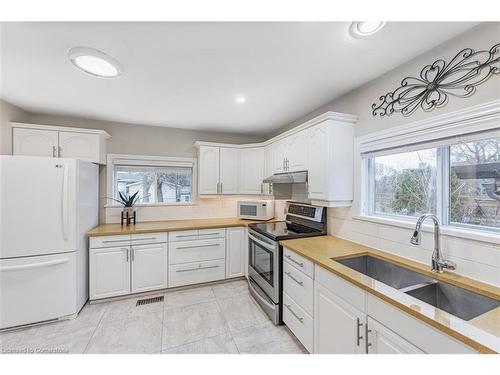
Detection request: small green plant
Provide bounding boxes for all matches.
[108,191,141,207]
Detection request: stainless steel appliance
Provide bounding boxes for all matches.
[237,200,275,220]
[247,201,326,325]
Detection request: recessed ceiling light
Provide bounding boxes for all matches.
[68,47,122,78]
[235,96,246,103]
[350,21,386,38]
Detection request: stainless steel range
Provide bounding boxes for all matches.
[247,201,326,325]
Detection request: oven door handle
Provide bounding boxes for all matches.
[248,233,276,252]
[248,278,276,310]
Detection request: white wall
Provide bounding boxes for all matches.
[274,23,500,286]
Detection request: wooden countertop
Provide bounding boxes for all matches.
[280,235,500,354]
[87,217,268,237]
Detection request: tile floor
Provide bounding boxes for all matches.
[0,279,307,354]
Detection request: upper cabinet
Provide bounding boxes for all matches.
[198,145,240,195]
[239,147,265,194]
[307,118,355,207]
[12,123,110,165]
[272,129,308,173]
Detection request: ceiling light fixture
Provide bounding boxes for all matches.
[350,21,386,38]
[235,96,246,103]
[68,47,122,78]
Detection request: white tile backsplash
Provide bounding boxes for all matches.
[327,208,500,286]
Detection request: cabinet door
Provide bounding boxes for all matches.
[314,282,366,354]
[225,227,245,278]
[58,131,100,163]
[219,147,239,194]
[367,317,424,354]
[90,247,130,300]
[131,243,168,293]
[13,128,58,157]
[286,130,308,172]
[272,139,287,173]
[307,123,329,200]
[198,146,220,195]
[239,147,265,194]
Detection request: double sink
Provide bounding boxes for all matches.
[336,255,499,321]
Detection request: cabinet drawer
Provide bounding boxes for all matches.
[130,232,167,245]
[197,228,225,239]
[169,230,199,242]
[283,247,314,278]
[315,265,366,313]
[169,238,225,265]
[283,261,314,316]
[283,292,313,353]
[90,235,131,249]
[168,259,225,288]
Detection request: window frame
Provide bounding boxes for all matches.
[354,100,500,240]
[106,153,198,207]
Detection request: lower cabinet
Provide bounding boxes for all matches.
[168,259,226,288]
[225,227,246,278]
[313,281,366,354]
[366,317,424,354]
[89,246,131,300]
[131,243,168,293]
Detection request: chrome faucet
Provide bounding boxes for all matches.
[410,214,456,273]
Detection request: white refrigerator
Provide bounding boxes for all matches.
[0,156,98,329]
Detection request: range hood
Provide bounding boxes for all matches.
[263,170,308,184]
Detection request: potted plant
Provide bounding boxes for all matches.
[109,191,140,218]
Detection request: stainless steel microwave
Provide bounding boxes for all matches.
[237,200,275,221]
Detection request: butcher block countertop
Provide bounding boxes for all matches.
[280,235,500,354]
[87,217,268,237]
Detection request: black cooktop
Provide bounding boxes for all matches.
[249,221,324,241]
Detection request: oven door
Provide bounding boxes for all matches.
[248,229,279,302]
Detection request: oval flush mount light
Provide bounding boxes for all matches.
[235,95,246,103]
[68,47,122,78]
[350,21,386,38]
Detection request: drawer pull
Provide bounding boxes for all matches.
[284,254,304,267]
[176,265,220,273]
[198,232,221,236]
[176,244,220,250]
[175,234,199,238]
[284,303,303,323]
[131,237,157,242]
[102,239,129,243]
[284,271,303,286]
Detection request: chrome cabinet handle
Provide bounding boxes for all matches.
[175,234,198,238]
[124,248,129,262]
[284,303,303,323]
[260,183,263,194]
[284,254,304,267]
[52,146,57,157]
[220,182,223,193]
[176,265,219,273]
[365,323,372,353]
[102,239,129,243]
[198,232,221,236]
[176,244,219,250]
[284,271,303,286]
[131,248,135,262]
[356,318,364,346]
[58,146,62,158]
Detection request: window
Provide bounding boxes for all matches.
[108,154,195,205]
[363,133,500,232]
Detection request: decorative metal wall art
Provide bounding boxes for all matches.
[372,43,500,117]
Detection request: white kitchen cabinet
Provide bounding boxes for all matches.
[225,227,245,278]
[272,138,288,173]
[262,144,273,195]
[12,123,109,164]
[131,243,168,293]
[285,129,308,172]
[366,317,424,354]
[307,119,354,207]
[90,246,130,300]
[239,147,265,194]
[314,281,366,354]
[219,147,239,194]
[13,128,59,157]
[198,145,220,195]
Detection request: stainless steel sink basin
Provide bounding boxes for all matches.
[405,281,500,321]
[336,255,500,321]
[336,255,433,290]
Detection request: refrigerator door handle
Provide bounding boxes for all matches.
[61,162,69,241]
[0,258,70,272]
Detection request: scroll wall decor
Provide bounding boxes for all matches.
[372,43,500,117]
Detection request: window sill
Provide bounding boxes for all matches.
[104,202,197,208]
[352,214,500,245]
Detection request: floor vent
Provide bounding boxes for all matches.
[136,296,164,306]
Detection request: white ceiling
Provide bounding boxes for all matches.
[1,22,478,135]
